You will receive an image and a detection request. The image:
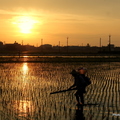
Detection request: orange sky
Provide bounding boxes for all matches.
[0,0,120,46]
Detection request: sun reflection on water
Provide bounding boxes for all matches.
[12,100,34,117]
[21,63,30,90]
[22,63,28,75]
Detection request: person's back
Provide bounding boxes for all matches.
[69,67,91,105]
[76,74,87,87]
[69,69,88,91]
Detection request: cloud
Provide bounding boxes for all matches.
[1,0,120,17]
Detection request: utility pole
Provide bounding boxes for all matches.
[41,39,43,53]
[22,40,23,46]
[41,39,43,46]
[67,37,69,53]
[59,41,60,53]
[109,35,111,53]
[108,35,111,70]
[100,38,101,52]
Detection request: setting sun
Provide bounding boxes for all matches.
[13,16,38,34]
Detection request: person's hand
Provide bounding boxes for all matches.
[67,87,71,90]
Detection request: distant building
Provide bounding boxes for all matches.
[0,41,3,49]
[40,44,52,49]
[5,41,21,51]
[107,44,114,51]
[86,43,90,47]
[115,47,120,52]
[39,44,52,52]
[24,45,36,51]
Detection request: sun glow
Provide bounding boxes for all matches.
[22,63,29,85]
[13,16,38,34]
[12,100,34,117]
[22,63,28,75]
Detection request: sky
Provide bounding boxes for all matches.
[0,0,120,47]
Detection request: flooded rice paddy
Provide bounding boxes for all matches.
[0,62,120,120]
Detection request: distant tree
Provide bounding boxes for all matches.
[0,41,3,46]
[86,43,90,47]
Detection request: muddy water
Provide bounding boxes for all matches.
[0,62,120,120]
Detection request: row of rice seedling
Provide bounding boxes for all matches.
[84,63,120,120]
[0,62,120,120]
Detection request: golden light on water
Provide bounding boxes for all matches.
[1,62,120,119]
[23,56,28,58]
[12,100,34,117]
[22,63,28,75]
[22,63,29,86]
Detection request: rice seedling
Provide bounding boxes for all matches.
[0,62,120,120]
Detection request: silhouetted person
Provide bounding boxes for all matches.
[68,67,91,105]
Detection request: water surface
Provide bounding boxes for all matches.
[0,62,120,120]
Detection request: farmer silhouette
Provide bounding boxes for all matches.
[68,67,91,105]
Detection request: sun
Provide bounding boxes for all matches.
[13,16,38,34]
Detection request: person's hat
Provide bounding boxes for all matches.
[78,67,87,71]
[78,67,87,74]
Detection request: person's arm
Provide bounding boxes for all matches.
[68,83,76,90]
[68,70,78,89]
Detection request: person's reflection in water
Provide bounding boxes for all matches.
[74,105,85,120]
[0,87,2,95]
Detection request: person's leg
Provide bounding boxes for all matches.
[75,91,80,104]
[79,93,84,105]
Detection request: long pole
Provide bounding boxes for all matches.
[108,35,111,69]
[109,35,111,53]
[100,38,101,52]
[59,41,60,53]
[41,39,43,53]
[67,37,69,53]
